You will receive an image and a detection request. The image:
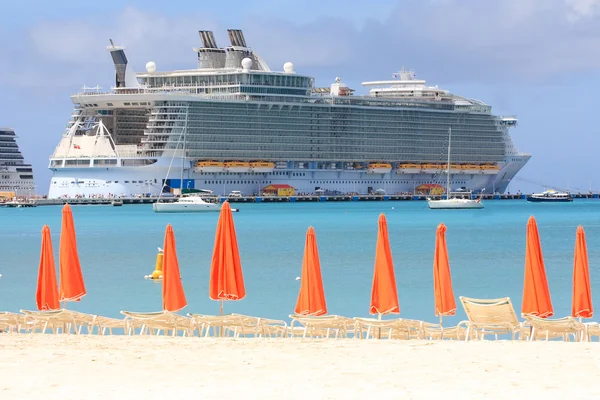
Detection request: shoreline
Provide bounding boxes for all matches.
[1,336,599,398]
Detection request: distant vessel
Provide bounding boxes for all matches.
[153,195,221,213]
[428,128,484,209]
[47,29,530,199]
[0,128,35,197]
[527,190,572,203]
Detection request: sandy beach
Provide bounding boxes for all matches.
[1,336,598,399]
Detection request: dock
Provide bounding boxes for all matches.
[1,192,598,207]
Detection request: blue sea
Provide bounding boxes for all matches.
[1,200,599,325]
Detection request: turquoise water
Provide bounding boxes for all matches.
[1,200,599,325]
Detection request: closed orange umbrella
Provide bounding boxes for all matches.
[433,223,456,323]
[522,216,553,317]
[295,226,327,316]
[59,204,86,303]
[572,225,593,318]
[210,201,245,314]
[370,213,400,316]
[36,225,60,311]
[162,224,187,312]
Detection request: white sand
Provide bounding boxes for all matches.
[1,336,599,399]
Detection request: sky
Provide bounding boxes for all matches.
[2,0,600,194]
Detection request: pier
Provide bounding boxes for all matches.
[1,192,599,207]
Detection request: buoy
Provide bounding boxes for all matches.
[295,276,301,281]
[145,249,164,280]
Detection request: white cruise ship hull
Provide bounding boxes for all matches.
[427,198,484,209]
[48,155,529,198]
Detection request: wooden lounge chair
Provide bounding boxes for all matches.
[459,296,526,340]
[121,311,192,336]
[289,314,355,338]
[95,316,126,335]
[353,317,424,340]
[522,314,585,342]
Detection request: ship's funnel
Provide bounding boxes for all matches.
[196,30,226,69]
[107,39,138,88]
[224,29,257,69]
[199,30,218,49]
[227,29,247,48]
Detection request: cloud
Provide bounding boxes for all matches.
[2,0,600,93]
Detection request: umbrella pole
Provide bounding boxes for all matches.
[219,299,224,337]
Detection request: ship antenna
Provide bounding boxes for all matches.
[109,39,115,48]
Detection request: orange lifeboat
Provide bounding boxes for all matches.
[225,161,251,173]
[367,163,392,174]
[250,161,275,173]
[195,161,225,173]
[397,163,421,174]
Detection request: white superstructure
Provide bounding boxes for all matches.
[48,30,530,199]
[0,128,35,197]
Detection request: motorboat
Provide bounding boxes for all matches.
[427,128,484,209]
[526,190,572,203]
[153,195,224,213]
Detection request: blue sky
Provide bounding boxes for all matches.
[2,0,600,194]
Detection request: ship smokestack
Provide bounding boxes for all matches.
[107,39,138,88]
[196,30,226,69]
[225,29,257,70]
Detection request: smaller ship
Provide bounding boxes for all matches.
[526,190,572,203]
[153,194,222,213]
[427,128,484,210]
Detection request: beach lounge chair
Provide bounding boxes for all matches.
[353,317,423,340]
[187,314,248,337]
[230,313,288,338]
[522,314,585,342]
[20,309,82,334]
[0,312,31,333]
[121,311,192,336]
[459,296,525,340]
[289,314,355,338]
[422,322,473,340]
[584,322,600,342]
[95,316,127,335]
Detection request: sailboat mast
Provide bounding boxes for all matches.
[446,127,451,197]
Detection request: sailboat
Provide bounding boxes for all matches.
[427,128,484,210]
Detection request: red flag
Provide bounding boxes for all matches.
[73,144,81,149]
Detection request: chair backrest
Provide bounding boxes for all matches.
[459,296,519,327]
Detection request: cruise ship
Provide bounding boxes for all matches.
[0,128,35,197]
[47,29,530,198]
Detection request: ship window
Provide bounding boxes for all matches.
[125,181,130,183]
[124,102,131,106]
[107,103,113,106]
[132,102,139,106]
[115,181,119,183]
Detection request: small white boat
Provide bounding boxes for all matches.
[153,195,221,213]
[427,128,484,210]
[427,197,484,209]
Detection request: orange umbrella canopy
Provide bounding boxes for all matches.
[522,216,553,317]
[433,223,456,317]
[59,204,86,303]
[162,224,187,312]
[370,213,400,315]
[572,225,593,318]
[36,225,60,311]
[209,201,246,301]
[295,226,327,316]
